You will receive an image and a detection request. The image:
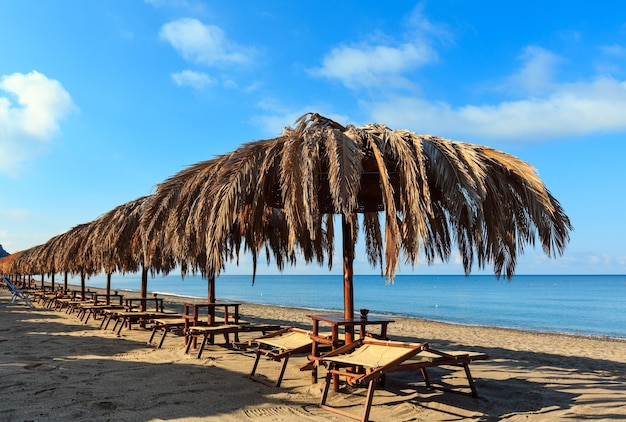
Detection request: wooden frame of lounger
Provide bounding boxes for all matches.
[394,348,488,398]
[148,314,240,349]
[319,338,488,421]
[147,316,190,348]
[186,323,282,359]
[321,339,427,422]
[77,303,124,324]
[249,327,315,387]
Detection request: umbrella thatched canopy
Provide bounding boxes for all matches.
[86,195,175,308]
[142,157,229,303]
[144,112,572,343]
[15,245,46,288]
[4,197,174,304]
[0,250,24,276]
[35,232,70,290]
[52,223,98,298]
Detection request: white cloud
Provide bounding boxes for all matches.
[309,5,442,91]
[0,208,31,220]
[0,71,75,176]
[600,43,626,57]
[362,43,626,142]
[311,43,436,91]
[503,46,562,95]
[159,18,254,66]
[171,70,216,89]
[366,75,626,142]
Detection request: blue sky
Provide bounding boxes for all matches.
[1,0,625,276]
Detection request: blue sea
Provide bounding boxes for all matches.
[72,273,626,340]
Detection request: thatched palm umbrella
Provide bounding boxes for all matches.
[51,223,98,298]
[150,113,574,342]
[22,245,48,289]
[36,232,67,291]
[9,246,41,286]
[36,231,75,292]
[142,157,229,305]
[86,196,175,309]
[87,198,143,301]
[0,250,23,277]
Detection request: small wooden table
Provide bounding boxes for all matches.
[307,313,395,389]
[93,293,124,306]
[125,297,164,312]
[183,302,241,347]
[69,289,95,300]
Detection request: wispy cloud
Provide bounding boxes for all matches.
[0,71,76,176]
[600,43,626,57]
[308,4,444,92]
[159,18,255,67]
[307,5,626,143]
[144,0,207,14]
[0,208,30,220]
[341,36,626,142]
[171,70,216,89]
[502,46,563,95]
[310,42,436,91]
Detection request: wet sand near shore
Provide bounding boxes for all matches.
[1,287,625,421]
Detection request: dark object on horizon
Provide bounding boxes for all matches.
[0,244,9,258]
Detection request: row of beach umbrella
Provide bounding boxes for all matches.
[0,113,573,322]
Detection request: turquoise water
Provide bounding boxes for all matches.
[73,273,626,339]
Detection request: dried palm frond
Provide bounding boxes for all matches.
[152,112,571,284]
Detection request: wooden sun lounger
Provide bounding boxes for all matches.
[186,323,282,359]
[79,304,125,324]
[147,316,189,348]
[249,327,315,387]
[319,338,488,421]
[397,348,489,398]
[100,309,178,335]
[66,299,93,315]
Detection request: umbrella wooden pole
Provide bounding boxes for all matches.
[106,273,112,305]
[342,214,355,345]
[80,271,86,299]
[64,271,68,292]
[208,274,215,325]
[51,272,55,292]
[140,265,148,312]
[40,274,44,291]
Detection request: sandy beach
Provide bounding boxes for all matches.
[1,288,625,422]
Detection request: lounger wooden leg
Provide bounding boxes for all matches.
[158,329,168,348]
[197,335,208,359]
[184,334,194,354]
[102,314,112,330]
[148,327,157,344]
[361,379,377,422]
[463,363,479,398]
[420,368,432,390]
[250,350,262,378]
[275,356,290,387]
[116,318,125,335]
[320,368,333,407]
